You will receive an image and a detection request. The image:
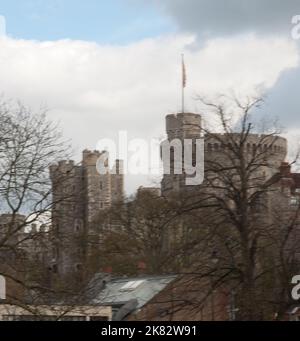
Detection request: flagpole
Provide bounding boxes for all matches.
[182,78,185,114]
[182,53,186,114]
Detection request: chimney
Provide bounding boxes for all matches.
[137,261,147,275]
[103,266,113,274]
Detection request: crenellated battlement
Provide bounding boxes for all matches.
[166,112,202,139]
[161,112,288,195]
[82,149,108,167]
[49,160,77,177]
[205,133,287,159]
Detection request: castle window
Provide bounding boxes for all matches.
[51,264,58,274]
[100,182,103,190]
[74,219,83,232]
[100,202,104,209]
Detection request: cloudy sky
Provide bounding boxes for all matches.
[0,0,299,194]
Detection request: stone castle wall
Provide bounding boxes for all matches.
[161,113,288,195]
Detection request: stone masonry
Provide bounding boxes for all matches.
[49,150,124,277]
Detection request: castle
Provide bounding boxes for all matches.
[161,112,288,196]
[45,111,293,281]
[49,150,124,277]
[3,111,295,287]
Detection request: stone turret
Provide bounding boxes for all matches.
[161,113,203,195]
[166,113,202,140]
[83,150,112,224]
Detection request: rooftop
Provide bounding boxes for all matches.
[87,273,177,316]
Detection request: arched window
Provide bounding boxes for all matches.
[74,219,83,232]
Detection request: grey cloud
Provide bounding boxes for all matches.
[253,67,300,129]
[153,0,300,37]
[150,0,300,155]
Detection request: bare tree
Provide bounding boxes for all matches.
[91,95,300,321]
[0,99,71,306]
[87,189,186,275]
[173,94,300,320]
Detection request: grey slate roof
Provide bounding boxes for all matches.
[88,274,177,311]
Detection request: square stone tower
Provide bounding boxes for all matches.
[49,150,124,278]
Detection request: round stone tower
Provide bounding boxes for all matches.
[205,133,287,178]
[165,112,202,140]
[161,112,288,195]
[161,113,202,195]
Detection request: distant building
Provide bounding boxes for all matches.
[161,112,287,196]
[0,304,111,321]
[127,275,231,321]
[85,273,230,321]
[137,186,161,197]
[0,214,29,303]
[161,113,202,195]
[86,273,176,321]
[49,150,124,278]
[0,214,27,244]
[267,162,300,262]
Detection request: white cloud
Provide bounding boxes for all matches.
[0,34,298,194]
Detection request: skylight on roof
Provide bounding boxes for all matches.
[120,280,145,292]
